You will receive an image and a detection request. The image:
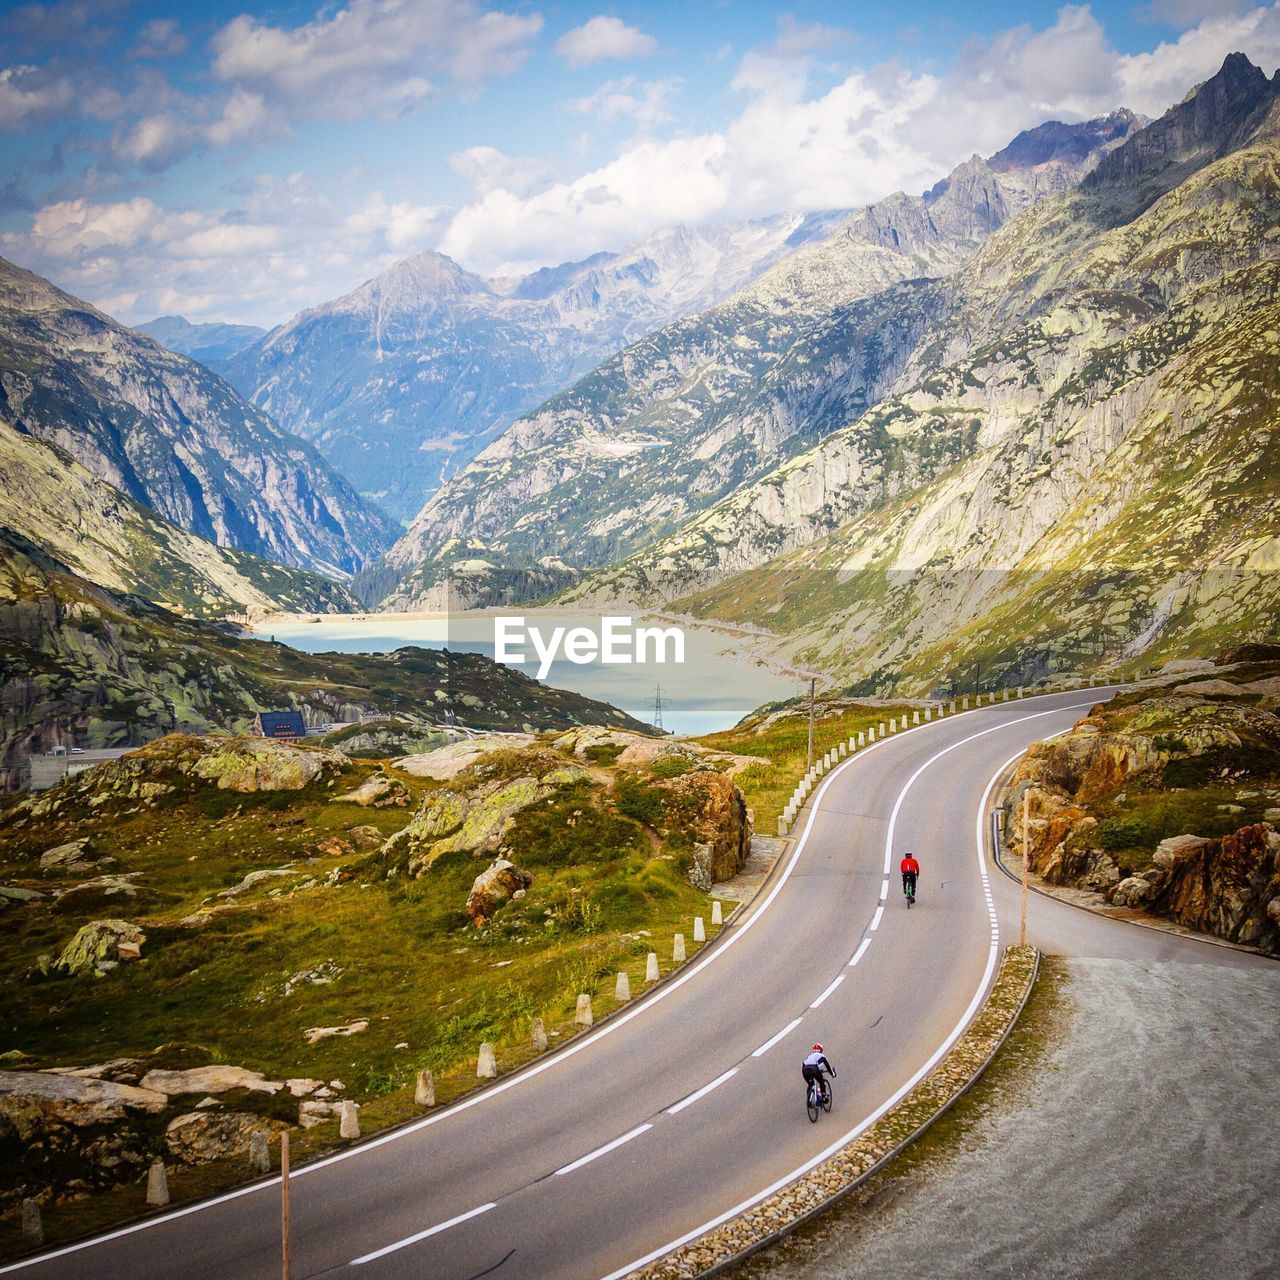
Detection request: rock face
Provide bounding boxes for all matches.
[0,255,397,575]
[0,1070,167,1122]
[138,1066,282,1096]
[466,860,534,925]
[395,734,537,780]
[192,738,345,792]
[652,771,754,884]
[54,920,146,976]
[1004,669,1280,953]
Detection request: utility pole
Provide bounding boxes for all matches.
[806,677,816,773]
[651,684,665,734]
[280,1131,292,1280]
[974,661,980,697]
[1020,793,1031,948]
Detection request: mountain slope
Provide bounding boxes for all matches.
[0,418,356,618]
[381,113,1137,608]
[577,55,1280,689]
[135,315,266,365]
[0,258,398,577]
[220,213,847,520]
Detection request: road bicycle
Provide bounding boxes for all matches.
[805,1076,833,1123]
[904,876,917,909]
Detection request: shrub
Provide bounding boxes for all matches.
[648,755,695,779]
[614,776,664,826]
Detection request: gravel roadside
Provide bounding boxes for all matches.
[736,958,1280,1280]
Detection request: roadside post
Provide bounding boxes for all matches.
[1020,794,1031,947]
[281,1131,292,1280]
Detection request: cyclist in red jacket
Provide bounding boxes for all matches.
[900,853,920,900]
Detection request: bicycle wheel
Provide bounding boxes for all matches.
[806,1084,819,1123]
[822,1080,833,1113]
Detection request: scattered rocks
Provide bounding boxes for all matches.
[282,959,343,997]
[218,868,295,898]
[53,920,146,977]
[465,859,534,925]
[303,1020,368,1045]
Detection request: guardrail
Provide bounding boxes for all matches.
[776,675,1110,837]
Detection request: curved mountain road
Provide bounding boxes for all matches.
[8,689,1270,1280]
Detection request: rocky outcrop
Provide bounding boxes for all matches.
[192,738,344,792]
[651,771,754,883]
[1004,671,1280,953]
[395,733,537,780]
[466,860,534,925]
[332,772,410,807]
[137,1066,283,1097]
[38,838,109,875]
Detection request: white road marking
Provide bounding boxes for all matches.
[599,695,1107,1280]
[869,905,884,932]
[553,1123,652,1176]
[752,1018,803,1058]
[848,939,871,967]
[809,974,844,1008]
[666,1069,738,1115]
[0,693,1110,1277]
[880,878,889,899]
[350,1202,496,1266]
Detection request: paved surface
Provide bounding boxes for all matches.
[8,690,1268,1280]
[740,957,1280,1280]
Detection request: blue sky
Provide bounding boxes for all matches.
[2,1,1278,326]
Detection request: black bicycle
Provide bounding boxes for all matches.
[805,1076,833,1123]
[904,875,917,908]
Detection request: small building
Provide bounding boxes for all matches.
[28,747,135,792]
[254,710,306,742]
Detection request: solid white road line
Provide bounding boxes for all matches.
[869,905,884,932]
[350,1203,497,1266]
[848,939,872,967]
[553,1124,652,1176]
[667,1069,738,1115]
[752,1018,803,1058]
[599,696,1105,1280]
[809,974,844,1009]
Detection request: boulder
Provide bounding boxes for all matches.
[0,884,44,904]
[332,773,410,808]
[1111,877,1156,908]
[139,1066,283,1097]
[466,860,534,925]
[218,868,294,898]
[52,874,140,912]
[650,771,754,883]
[165,1112,287,1164]
[39,838,109,875]
[54,920,146,977]
[1154,834,1213,868]
[191,738,344,793]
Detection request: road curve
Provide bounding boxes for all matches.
[9,689,1269,1280]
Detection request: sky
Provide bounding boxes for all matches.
[2,0,1278,328]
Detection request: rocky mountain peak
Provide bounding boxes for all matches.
[1084,52,1279,195]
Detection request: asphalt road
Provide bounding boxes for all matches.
[10,689,1269,1280]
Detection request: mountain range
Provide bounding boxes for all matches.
[135,315,266,365]
[378,111,1139,608]
[215,212,849,520]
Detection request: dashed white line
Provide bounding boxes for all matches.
[869,905,885,932]
[880,878,890,900]
[553,1123,652,1176]
[666,1069,738,1115]
[751,1018,803,1058]
[848,939,872,967]
[350,1202,496,1265]
[810,973,845,1009]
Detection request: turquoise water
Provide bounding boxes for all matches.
[252,614,802,735]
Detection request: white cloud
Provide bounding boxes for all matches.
[343,193,449,252]
[0,63,74,128]
[129,17,188,59]
[211,0,542,118]
[450,146,558,197]
[554,16,658,68]
[565,76,680,127]
[767,14,855,58]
